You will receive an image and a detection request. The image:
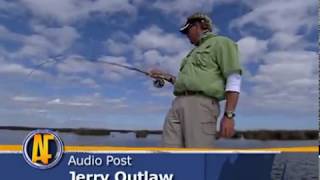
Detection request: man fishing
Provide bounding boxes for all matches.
[149,12,242,148]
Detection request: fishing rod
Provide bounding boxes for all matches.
[28,56,174,88]
[98,61,173,88]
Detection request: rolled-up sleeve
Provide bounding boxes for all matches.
[225,73,242,92]
[215,37,242,79]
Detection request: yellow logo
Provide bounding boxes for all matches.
[23,129,63,169]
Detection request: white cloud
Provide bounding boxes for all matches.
[0,58,46,77]
[0,63,32,75]
[56,74,100,88]
[47,98,61,104]
[47,98,93,107]
[151,0,215,20]
[99,56,128,65]
[12,96,43,102]
[18,25,80,58]
[44,95,131,110]
[129,25,191,75]
[269,32,303,50]
[0,25,24,42]
[230,0,317,34]
[142,49,187,74]
[243,50,317,114]
[34,25,79,50]
[133,26,189,54]
[101,26,190,101]
[0,25,122,90]
[142,50,163,66]
[29,108,48,113]
[0,24,79,61]
[104,31,132,55]
[98,56,135,81]
[80,78,99,88]
[18,0,137,24]
[104,97,126,104]
[237,36,268,64]
[229,0,317,117]
[105,39,131,55]
[55,55,133,82]
[64,102,93,107]
[0,1,25,18]
[0,25,81,93]
[56,55,97,74]
[103,25,190,75]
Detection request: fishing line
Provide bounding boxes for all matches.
[27,55,64,78]
[28,56,171,88]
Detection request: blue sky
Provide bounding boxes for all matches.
[0,0,317,130]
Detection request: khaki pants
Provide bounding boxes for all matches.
[161,95,220,148]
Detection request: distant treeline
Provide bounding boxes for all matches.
[0,126,317,140]
[231,130,318,140]
[0,126,162,138]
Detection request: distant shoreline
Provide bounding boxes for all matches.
[0,126,317,140]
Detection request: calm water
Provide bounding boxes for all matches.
[0,129,317,148]
[0,129,318,179]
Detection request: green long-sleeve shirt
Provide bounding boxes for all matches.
[174,33,242,101]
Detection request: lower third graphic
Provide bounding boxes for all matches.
[22,129,64,169]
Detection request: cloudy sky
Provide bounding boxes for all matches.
[0,0,317,130]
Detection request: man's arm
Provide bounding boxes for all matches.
[225,91,240,112]
[219,73,241,138]
[220,91,239,137]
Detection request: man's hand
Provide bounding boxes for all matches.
[219,116,235,138]
[149,69,164,78]
[220,91,239,138]
[149,69,176,84]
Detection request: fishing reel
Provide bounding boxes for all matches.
[153,78,165,88]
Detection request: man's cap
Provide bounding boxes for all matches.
[180,12,213,34]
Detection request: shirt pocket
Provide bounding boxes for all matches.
[191,49,211,69]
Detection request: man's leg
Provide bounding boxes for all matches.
[181,95,220,148]
[161,98,183,147]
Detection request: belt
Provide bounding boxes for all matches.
[175,91,205,96]
[175,91,219,102]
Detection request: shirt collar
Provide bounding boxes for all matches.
[197,31,216,46]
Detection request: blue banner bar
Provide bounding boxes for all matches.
[1,153,277,180]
